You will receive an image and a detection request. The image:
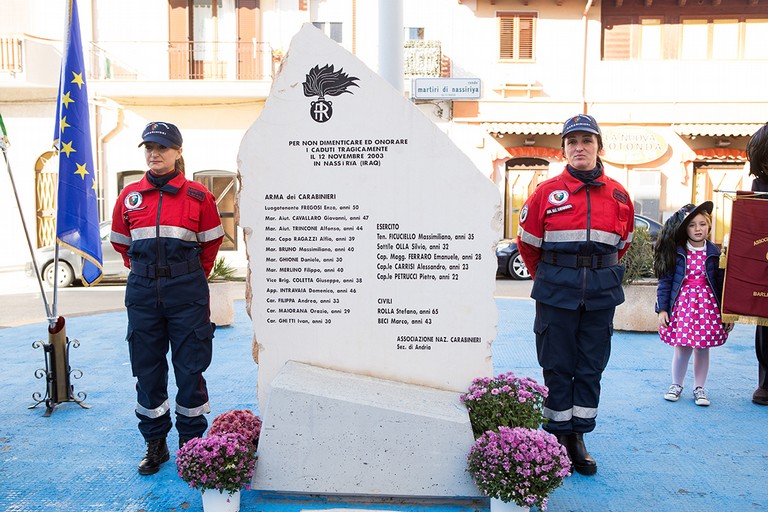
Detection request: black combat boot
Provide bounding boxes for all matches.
[178,436,195,450]
[564,432,597,476]
[138,438,170,475]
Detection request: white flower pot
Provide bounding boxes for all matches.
[201,489,240,512]
[490,497,529,512]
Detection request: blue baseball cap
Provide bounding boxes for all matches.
[562,114,601,138]
[139,122,183,149]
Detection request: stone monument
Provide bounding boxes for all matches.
[239,24,501,501]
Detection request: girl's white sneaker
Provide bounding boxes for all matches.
[664,384,683,402]
[693,386,710,406]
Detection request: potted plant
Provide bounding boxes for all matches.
[176,432,256,512]
[621,226,654,286]
[461,373,570,510]
[208,256,240,327]
[208,409,262,452]
[614,227,659,332]
[467,426,571,511]
[460,371,548,438]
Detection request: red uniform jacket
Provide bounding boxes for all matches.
[110,171,224,307]
[517,167,634,310]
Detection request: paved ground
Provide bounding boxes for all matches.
[0,276,766,511]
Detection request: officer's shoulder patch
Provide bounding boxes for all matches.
[187,187,205,202]
[613,189,629,204]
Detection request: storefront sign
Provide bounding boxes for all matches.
[411,78,481,100]
[602,126,668,165]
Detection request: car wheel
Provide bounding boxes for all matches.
[508,252,531,280]
[43,261,75,288]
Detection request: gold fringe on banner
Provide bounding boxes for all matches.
[722,314,768,327]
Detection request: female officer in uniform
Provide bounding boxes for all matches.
[110,122,224,475]
[517,114,634,475]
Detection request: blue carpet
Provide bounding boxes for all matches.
[0,299,765,511]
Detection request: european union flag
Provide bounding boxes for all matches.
[53,0,102,286]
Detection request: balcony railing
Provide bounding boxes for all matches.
[2,36,445,84]
[1,36,23,75]
[404,40,449,78]
[89,40,277,81]
[89,40,447,82]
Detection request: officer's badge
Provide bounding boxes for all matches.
[520,204,529,223]
[125,191,143,210]
[548,190,569,206]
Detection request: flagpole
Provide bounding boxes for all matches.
[0,117,55,325]
[27,0,94,416]
[50,0,75,324]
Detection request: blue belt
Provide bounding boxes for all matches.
[130,258,201,278]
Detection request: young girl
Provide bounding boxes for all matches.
[654,201,733,406]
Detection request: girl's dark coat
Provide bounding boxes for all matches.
[655,240,724,314]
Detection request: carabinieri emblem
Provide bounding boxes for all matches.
[302,64,360,123]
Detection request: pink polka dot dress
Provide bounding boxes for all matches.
[659,246,728,348]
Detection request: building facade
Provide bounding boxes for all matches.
[1,0,766,270]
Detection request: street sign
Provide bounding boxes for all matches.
[411,78,481,100]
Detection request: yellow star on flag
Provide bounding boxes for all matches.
[71,71,85,89]
[74,162,89,179]
[60,141,76,157]
[92,179,98,191]
[61,91,75,108]
[59,116,71,133]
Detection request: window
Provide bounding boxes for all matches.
[405,27,425,40]
[194,170,238,251]
[680,20,708,59]
[603,12,768,61]
[117,171,144,191]
[601,0,768,62]
[312,22,343,43]
[681,18,739,60]
[628,170,661,221]
[168,0,263,80]
[603,17,632,60]
[744,19,768,59]
[639,18,662,60]
[498,12,536,62]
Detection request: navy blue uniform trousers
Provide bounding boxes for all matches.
[127,298,214,441]
[534,302,614,435]
[758,326,768,390]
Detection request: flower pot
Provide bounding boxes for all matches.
[490,497,529,512]
[201,489,240,512]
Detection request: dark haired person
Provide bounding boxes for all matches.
[517,114,634,475]
[110,122,224,474]
[745,122,768,406]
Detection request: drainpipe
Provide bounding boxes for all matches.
[581,0,593,114]
[95,103,124,219]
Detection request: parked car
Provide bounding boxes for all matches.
[25,221,128,287]
[496,239,530,280]
[496,214,664,280]
[634,214,663,240]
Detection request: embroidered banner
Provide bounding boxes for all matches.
[722,193,768,326]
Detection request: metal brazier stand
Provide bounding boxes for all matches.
[29,316,90,417]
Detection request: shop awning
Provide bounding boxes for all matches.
[690,147,747,162]
[483,122,561,135]
[506,146,563,160]
[673,124,763,137]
